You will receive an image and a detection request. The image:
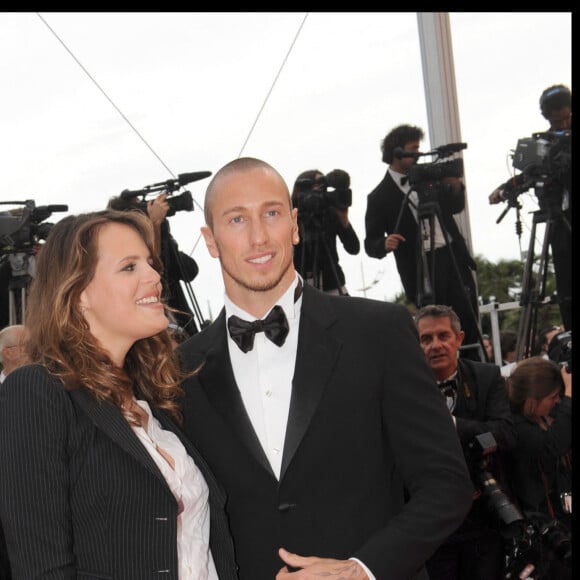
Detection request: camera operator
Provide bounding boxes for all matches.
[415,304,516,580]
[291,169,360,295]
[108,192,200,336]
[365,124,480,352]
[505,356,572,579]
[489,84,572,332]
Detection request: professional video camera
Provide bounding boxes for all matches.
[464,432,571,579]
[119,170,211,217]
[294,169,352,218]
[508,130,571,208]
[403,142,466,205]
[1,199,68,256]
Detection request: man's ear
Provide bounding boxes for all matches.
[457,330,465,347]
[201,226,219,258]
[291,208,300,245]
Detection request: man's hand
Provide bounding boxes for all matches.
[147,192,170,226]
[334,207,350,229]
[385,233,405,253]
[276,548,369,579]
[488,188,504,204]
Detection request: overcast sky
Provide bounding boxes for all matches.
[0,11,572,325]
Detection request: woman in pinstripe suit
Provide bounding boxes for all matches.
[0,210,238,579]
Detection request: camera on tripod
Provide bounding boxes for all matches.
[509,130,571,207]
[294,169,352,218]
[1,199,68,256]
[406,142,466,205]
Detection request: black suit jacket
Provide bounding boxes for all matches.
[364,171,476,303]
[0,364,238,580]
[177,285,473,580]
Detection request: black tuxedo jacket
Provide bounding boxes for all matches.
[364,171,476,303]
[0,364,238,580]
[177,285,473,580]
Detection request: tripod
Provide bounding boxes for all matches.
[395,186,486,359]
[3,252,34,325]
[513,207,562,361]
[296,210,346,295]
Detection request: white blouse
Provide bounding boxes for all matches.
[132,399,218,580]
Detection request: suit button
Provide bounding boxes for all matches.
[278,502,297,512]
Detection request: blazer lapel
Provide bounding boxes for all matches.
[280,286,342,479]
[197,310,273,475]
[69,387,172,494]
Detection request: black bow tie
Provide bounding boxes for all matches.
[228,305,289,353]
[400,176,408,186]
[438,378,458,394]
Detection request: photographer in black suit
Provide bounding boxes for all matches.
[364,124,480,351]
[292,169,360,295]
[489,84,572,332]
[416,304,516,580]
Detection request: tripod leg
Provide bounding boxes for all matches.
[429,204,483,355]
[515,212,552,361]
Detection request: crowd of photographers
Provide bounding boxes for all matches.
[0,83,572,579]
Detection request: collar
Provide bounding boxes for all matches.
[224,274,303,323]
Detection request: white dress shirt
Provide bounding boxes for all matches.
[131,399,218,580]
[224,276,301,479]
[389,167,449,250]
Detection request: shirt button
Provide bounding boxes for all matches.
[265,389,272,397]
[272,447,280,454]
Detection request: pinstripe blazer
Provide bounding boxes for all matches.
[0,364,238,580]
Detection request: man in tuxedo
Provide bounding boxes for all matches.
[177,156,472,580]
[415,304,516,580]
[364,124,481,352]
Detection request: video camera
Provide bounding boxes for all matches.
[294,169,352,218]
[119,170,211,217]
[1,199,68,256]
[402,142,466,205]
[464,433,571,578]
[508,130,571,207]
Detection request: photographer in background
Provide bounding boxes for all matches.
[108,192,200,336]
[489,84,572,331]
[415,304,516,580]
[292,168,360,295]
[505,356,572,579]
[365,124,480,352]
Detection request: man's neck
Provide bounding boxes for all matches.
[225,272,297,319]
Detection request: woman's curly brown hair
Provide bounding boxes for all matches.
[25,209,189,424]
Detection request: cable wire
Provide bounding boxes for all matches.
[237,13,309,158]
[36,12,177,181]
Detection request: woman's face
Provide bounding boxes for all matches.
[79,222,168,365]
[526,388,561,419]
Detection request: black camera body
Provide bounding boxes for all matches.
[408,157,464,187]
[464,433,572,577]
[510,130,571,209]
[406,143,466,206]
[1,200,67,256]
[137,190,194,217]
[464,432,524,527]
[548,329,572,372]
[294,169,352,218]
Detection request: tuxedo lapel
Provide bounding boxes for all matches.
[280,286,342,479]
[69,388,172,496]
[197,310,273,475]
